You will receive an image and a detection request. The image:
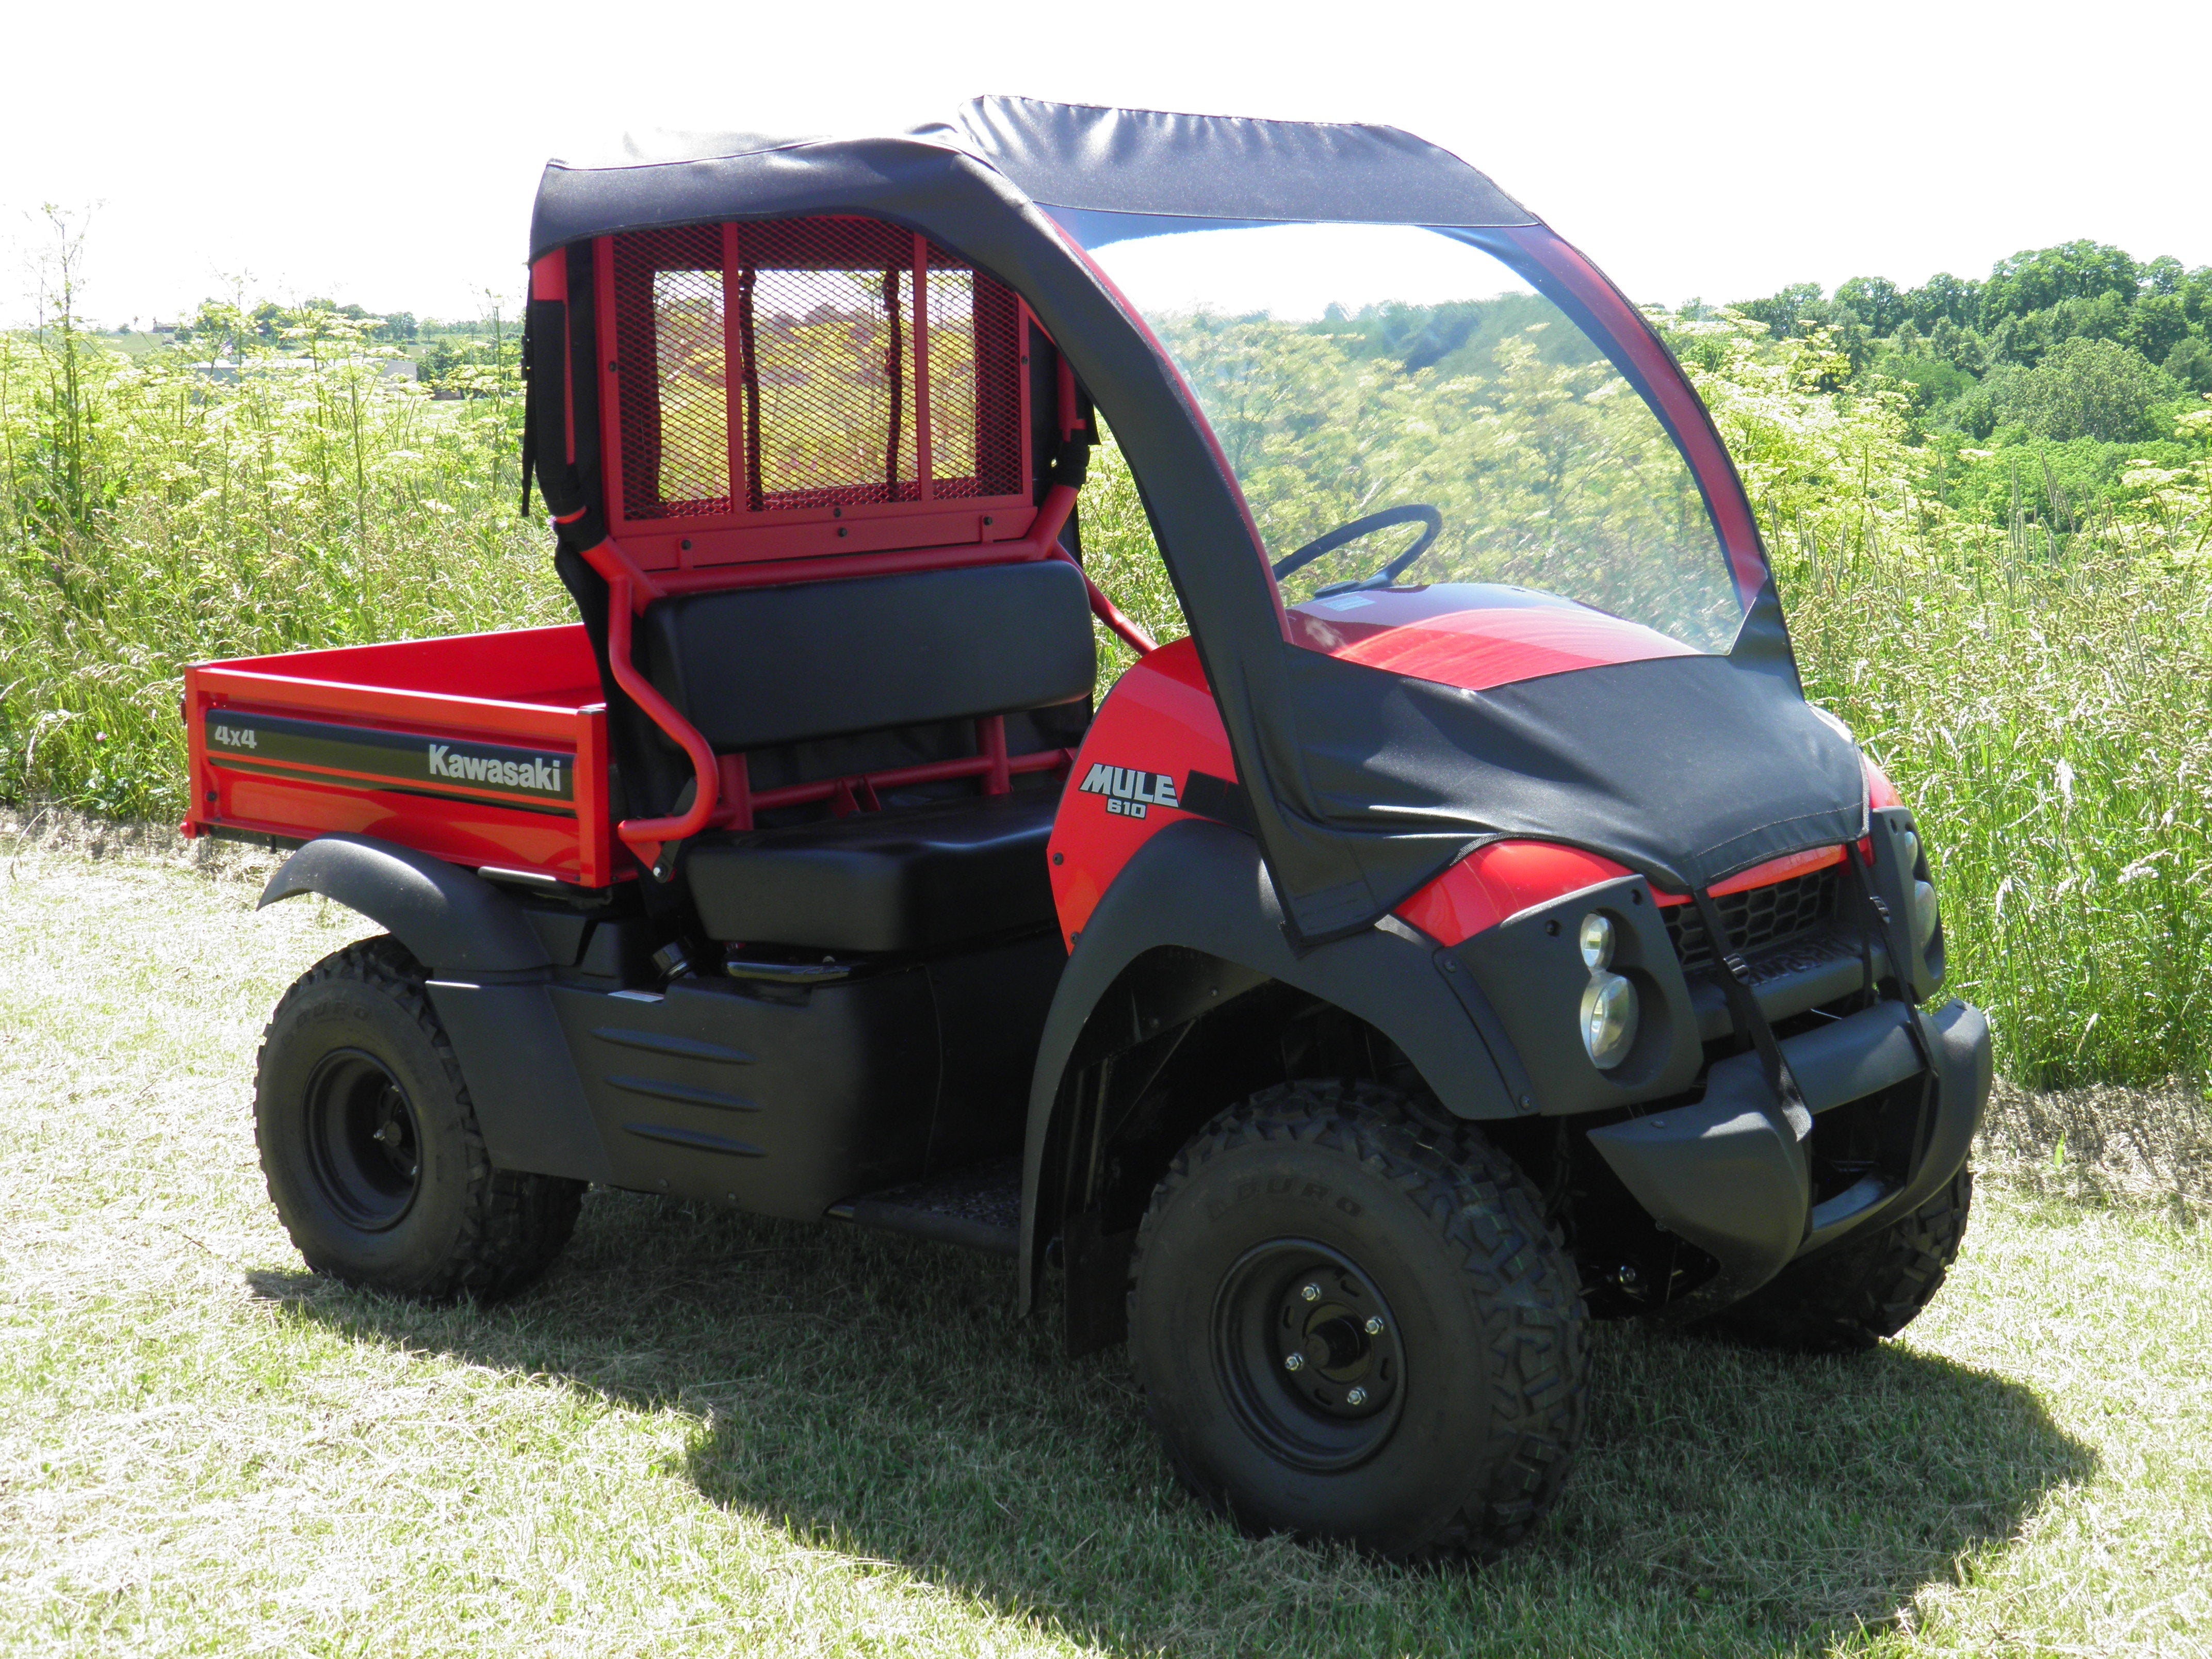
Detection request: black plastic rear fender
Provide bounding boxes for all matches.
[258,833,612,1183]
[1017,819,1518,1311]
[258,833,552,977]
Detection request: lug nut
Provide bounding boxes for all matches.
[1300,1282,1321,1302]
[1346,1387,1368,1406]
[1283,1352,1306,1373]
[1363,1316,1385,1336]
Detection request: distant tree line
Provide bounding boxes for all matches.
[159,295,517,392]
[1723,240,2212,444]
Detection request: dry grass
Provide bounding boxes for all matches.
[1981,1079,2212,1222]
[2,818,2209,1656]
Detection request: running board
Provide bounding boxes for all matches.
[825,1155,1021,1257]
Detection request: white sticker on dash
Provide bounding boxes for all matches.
[1316,595,1375,612]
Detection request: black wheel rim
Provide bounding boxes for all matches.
[1211,1239,1406,1473]
[302,1049,422,1231]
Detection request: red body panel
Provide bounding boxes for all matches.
[1393,836,1857,946]
[183,625,620,889]
[1394,841,1637,945]
[1288,587,1698,691]
[1863,754,1902,811]
[1047,638,1232,947]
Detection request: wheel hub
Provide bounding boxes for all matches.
[303,1049,422,1231]
[1213,1240,1406,1472]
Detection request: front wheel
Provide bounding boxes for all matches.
[1126,1081,1588,1559]
[255,936,583,1301]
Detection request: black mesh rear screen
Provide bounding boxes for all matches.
[608,218,1024,522]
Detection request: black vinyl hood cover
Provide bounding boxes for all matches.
[1282,587,1867,914]
[530,97,1863,939]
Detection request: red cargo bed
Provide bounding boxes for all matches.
[183,625,619,888]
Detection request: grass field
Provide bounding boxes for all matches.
[3,816,2208,1658]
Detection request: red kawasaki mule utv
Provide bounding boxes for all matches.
[187,99,1989,1558]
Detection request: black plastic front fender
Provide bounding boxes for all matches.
[1017,819,1521,1311]
[258,833,612,1183]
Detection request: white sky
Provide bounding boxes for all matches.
[1085,223,1539,319]
[4,0,2206,329]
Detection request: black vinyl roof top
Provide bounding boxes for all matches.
[530,95,1537,258]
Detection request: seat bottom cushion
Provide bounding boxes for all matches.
[684,792,1062,953]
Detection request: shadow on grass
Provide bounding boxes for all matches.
[253,1187,2095,1658]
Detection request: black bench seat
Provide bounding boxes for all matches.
[684,792,1062,953]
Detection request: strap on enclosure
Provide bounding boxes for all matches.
[1843,847,1936,1070]
[1691,887,1813,1140]
[523,298,583,520]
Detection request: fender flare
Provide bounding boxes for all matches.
[257,833,611,1184]
[257,832,552,975]
[1016,819,1518,1310]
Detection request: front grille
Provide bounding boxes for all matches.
[1664,866,1839,977]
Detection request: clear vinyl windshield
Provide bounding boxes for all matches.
[1074,219,1748,660]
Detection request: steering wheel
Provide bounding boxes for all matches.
[1268,504,1444,592]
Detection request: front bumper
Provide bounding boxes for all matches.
[1587,996,1991,1311]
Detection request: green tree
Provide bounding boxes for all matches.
[1735,281,1826,339]
[2045,290,2132,349]
[1836,275,1907,335]
[1980,241,2140,329]
[2165,337,2212,395]
[2126,293,2193,365]
[1883,352,1975,416]
[1989,309,2057,367]
[1998,336,2177,443]
[1928,318,1990,373]
[1905,271,1981,331]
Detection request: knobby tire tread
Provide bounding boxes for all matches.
[258,936,582,1302]
[1128,1079,1588,1559]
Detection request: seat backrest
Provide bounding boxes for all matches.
[638,557,1096,752]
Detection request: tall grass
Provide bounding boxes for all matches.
[0,242,562,819]
[1665,313,2212,1087]
[1791,535,2212,1087]
[7,262,2212,1090]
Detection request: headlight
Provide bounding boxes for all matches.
[1577,912,1615,970]
[1580,970,1638,1070]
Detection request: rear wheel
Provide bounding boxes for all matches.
[1126,1080,1588,1559]
[1705,1167,1973,1354]
[255,936,583,1300]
